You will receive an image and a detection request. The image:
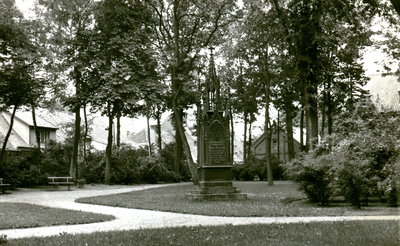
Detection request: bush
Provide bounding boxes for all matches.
[80,150,105,184]
[0,151,46,187]
[233,155,284,181]
[285,156,333,206]
[80,144,185,184]
[337,164,369,208]
[160,142,191,181]
[285,101,400,207]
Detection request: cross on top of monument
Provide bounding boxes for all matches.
[205,47,221,112]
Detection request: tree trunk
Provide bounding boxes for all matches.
[170,1,198,183]
[173,107,198,183]
[156,105,162,152]
[320,82,327,139]
[105,101,113,184]
[248,119,252,157]
[327,79,333,135]
[174,110,183,174]
[229,107,234,163]
[300,109,304,151]
[146,111,152,156]
[321,103,326,139]
[116,113,121,149]
[196,99,202,165]
[83,104,88,163]
[305,84,319,150]
[70,66,81,180]
[0,106,18,165]
[70,106,80,180]
[285,109,295,161]
[243,113,248,163]
[277,111,280,161]
[31,106,41,151]
[265,103,273,186]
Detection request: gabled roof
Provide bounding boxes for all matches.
[10,111,58,129]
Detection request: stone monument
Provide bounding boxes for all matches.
[187,49,247,201]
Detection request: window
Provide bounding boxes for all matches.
[273,139,278,149]
[398,91,400,103]
[38,130,51,143]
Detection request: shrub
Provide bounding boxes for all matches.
[80,150,105,184]
[337,164,369,208]
[233,155,284,181]
[160,142,191,181]
[286,156,333,206]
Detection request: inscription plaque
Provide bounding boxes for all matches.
[209,121,226,165]
[210,141,225,165]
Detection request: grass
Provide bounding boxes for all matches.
[5,220,400,246]
[0,203,114,230]
[77,181,400,217]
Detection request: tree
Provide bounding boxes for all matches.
[36,0,96,180]
[147,0,238,182]
[89,0,159,183]
[0,0,44,165]
[270,0,375,150]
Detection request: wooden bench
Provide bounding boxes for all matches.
[48,177,74,191]
[0,178,11,194]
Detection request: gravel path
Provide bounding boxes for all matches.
[0,184,399,239]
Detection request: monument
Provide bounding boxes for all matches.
[187,49,247,201]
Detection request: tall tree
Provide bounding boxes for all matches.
[36,0,96,180]
[270,0,375,150]
[0,0,44,165]
[89,0,158,183]
[147,0,238,182]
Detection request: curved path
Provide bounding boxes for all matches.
[0,184,399,239]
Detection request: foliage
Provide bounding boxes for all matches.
[285,155,333,206]
[0,234,6,245]
[0,141,187,186]
[160,142,191,181]
[285,99,400,207]
[79,144,186,184]
[0,142,71,187]
[232,155,284,181]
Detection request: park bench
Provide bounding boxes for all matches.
[0,178,11,194]
[48,177,74,191]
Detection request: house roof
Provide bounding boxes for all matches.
[252,129,301,150]
[11,111,58,129]
[0,113,30,149]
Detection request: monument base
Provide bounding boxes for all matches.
[186,166,247,201]
[186,181,247,201]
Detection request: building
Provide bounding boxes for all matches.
[364,74,400,110]
[0,111,58,150]
[251,130,301,162]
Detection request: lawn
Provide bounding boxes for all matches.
[0,203,114,230]
[76,181,400,217]
[5,220,400,246]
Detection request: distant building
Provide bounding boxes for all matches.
[365,74,400,110]
[0,111,58,150]
[251,130,301,162]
